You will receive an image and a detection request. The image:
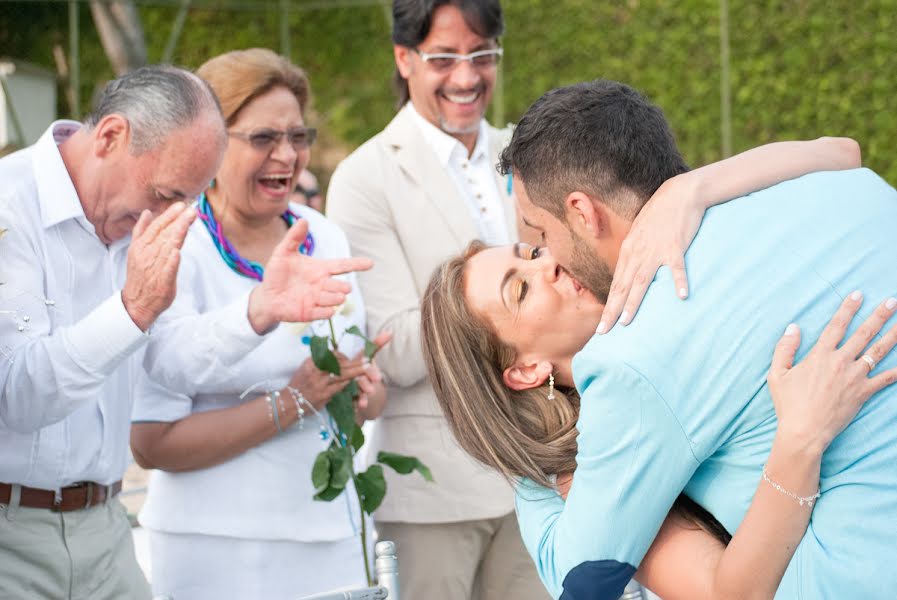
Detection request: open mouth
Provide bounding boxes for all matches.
[258,173,293,193]
[443,91,480,105]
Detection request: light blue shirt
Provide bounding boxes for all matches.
[516,168,897,599]
[0,122,147,490]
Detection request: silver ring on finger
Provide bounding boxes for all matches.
[328,372,336,381]
[860,354,876,373]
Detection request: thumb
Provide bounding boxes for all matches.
[276,218,310,257]
[770,323,801,377]
[132,210,153,240]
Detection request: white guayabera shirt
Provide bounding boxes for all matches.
[0,121,147,490]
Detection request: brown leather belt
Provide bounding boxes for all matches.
[0,481,122,512]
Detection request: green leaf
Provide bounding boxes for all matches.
[314,486,343,502]
[377,451,434,482]
[355,464,387,515]
[345,325,378,358]
[327,385,357,437]
[344,325,365,338]
[311,451,331,494]
[328,445,353,491]
[310,335,341,375]
[350,424,365,452]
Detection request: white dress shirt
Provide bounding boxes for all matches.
[133,205,368,542]
[409,106,511,246]
[0,121,147,490]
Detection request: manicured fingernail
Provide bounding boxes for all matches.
[887,298,897,310]
[596,322,607,334]
[850,290,863,301]
[679,288,688,299]
[620,311,630,325]
[784,323,798,336]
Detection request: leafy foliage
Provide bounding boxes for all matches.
[304,321,431,583]
[377,451,434,482]
[2,1,894,184]
[355,464,387,515]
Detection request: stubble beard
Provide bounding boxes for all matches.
[569,231,614,304]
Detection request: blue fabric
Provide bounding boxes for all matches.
[560,561,636,600]
[515,168,897,599]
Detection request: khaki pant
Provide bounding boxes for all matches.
[0,487,150,600]
[377,513,551,600]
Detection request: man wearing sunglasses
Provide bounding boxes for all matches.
[327,1,547,599]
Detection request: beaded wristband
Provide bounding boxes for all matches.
[268,391,283,433]
[286,386,306,430]
[762,465,821,507]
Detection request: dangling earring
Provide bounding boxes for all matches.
[547,373,556,400]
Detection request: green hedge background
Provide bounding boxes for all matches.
[2,1,895,186]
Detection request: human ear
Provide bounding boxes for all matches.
[93,114,130,157]
[503,359,553,391]
[566,191,605,240]
[394,45,414,79]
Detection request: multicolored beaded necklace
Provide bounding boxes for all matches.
[196,192,315,281]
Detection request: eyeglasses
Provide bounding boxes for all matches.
[413,48,503,72]
[227,127,317,151]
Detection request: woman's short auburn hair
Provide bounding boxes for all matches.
[196,48,310,125]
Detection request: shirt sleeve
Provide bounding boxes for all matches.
[0,219,146,433]
[142,285,269,398]
[515,360,699,599]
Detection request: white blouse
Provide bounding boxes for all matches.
[133,205,367,543]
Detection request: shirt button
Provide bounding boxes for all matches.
[475,193,483,199]
[480,207,488,213]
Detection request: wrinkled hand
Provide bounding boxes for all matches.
[768,292,897,455]
[354,331,392,420]
[122,203,196,331]
[288,353,373,411]
[248,220,373,333]
[598,175,702,334]
[556,471,574,501]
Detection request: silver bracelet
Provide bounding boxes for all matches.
[286,386,306,430]
[268,391,283,433]
[762,465,821,507]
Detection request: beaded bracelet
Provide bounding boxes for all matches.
[762,465,821,507]
[286,386,306,430]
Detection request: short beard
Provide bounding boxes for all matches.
[569,229,614,303]
[439,115,481,136]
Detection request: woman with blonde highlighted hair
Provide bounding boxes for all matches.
[130,49,388,600]
[421,138,897,598]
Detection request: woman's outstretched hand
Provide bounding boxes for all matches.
[768,292,897,455]
[598,175,702,334]
[247,219,374,334]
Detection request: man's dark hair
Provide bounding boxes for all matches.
[391,0,504,107]
[499,79,689,221]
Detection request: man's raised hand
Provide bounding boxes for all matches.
[122,202,196,331]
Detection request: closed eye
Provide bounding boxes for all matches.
[517,279,529,304]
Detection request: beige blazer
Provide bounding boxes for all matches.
[327,105,518,523]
